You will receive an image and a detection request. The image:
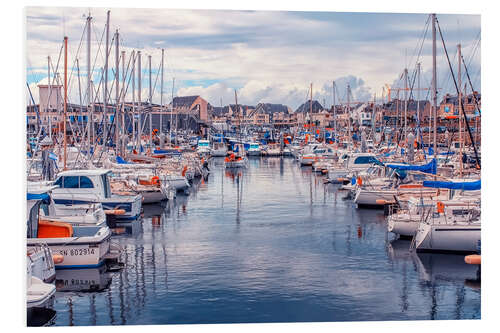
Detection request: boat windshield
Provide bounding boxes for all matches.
[250,144,259,149]
[198,141,209,147]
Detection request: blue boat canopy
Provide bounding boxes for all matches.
[27,192,50,202]
[116,156,132,164]
[386,158,437,175]
[422,179,481,191]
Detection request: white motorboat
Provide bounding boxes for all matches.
[196,139,211,155]
[28,182,107,227]
[27,196,117,269]
[247,142,262,156]
[50,169,142,221]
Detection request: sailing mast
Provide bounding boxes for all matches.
[432,13,437,160]
[332,81,336,144]
[347,84,351,150]
[417,62,421,149]
[47,56,52,140]
[404,68,408,141]
[149,54,153,154]
[87,13,92,150]
[103,10,110,147]
[160,49,164,136]
[63,36,68,170]
[137,51,142,150]
[115,29,120,152]
[458,43,463,177]
[121,50,126,156]
[132,51,136,151]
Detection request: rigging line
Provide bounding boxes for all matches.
[95,49,136,163]
[407,15,431,74]
[67,20,88,96]
[92,20,108,70]
[436,17,480,168]
[460,53,481,116]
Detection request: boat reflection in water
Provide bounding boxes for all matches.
[387,239,481,284]
[55,265,112,292]
[27,307,57,327]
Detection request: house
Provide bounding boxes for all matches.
[170,95,209,122]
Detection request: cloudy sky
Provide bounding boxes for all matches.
[25,7,481,110]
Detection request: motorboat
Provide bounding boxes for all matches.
[247,142,262,156]
[50,169,142,221]
[27,194,117,269]
[196,139,211,155]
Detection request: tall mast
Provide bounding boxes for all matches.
[309,82,312,122]
[170,77,174,145]
[173,77,177,145]
[458,43,462,177]
[121,50,126,156]
[115,29,120,152]
[417,62,421,147]
[87,14,92,149]
[47,56,52,140]
[404,68,408,141]
[137,51,142,150]
[149,54,153,153]
[132,51,136,150]
[63,36,68,170]
[333,81,336,143]
[432,13,437,160]
[347,84,351,149]
[103,10,110,146]
[160,49,164,136]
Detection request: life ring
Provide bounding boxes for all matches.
[151,176,160,185]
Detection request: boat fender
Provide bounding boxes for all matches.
[357,176,363,186]
[376,199,386,205]
[464,254,481,265]
[104,209,126,215]
[52,254,64,264]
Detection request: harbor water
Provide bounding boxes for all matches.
[49,157,480,325]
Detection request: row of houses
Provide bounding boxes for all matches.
[27,84,480,132]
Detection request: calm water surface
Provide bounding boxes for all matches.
[49,157,481,325]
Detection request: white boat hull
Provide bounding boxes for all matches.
[415,223,481,253]
[27,227,112,269]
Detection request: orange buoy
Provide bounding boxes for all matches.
[357,176,363,186]
[52,254,64,264]
[465,254,481,265]
[376,199,386,205]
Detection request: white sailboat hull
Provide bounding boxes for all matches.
[415,223,481,253]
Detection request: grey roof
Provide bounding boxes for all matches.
[295,100,324,113]
[172,96,199,108]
